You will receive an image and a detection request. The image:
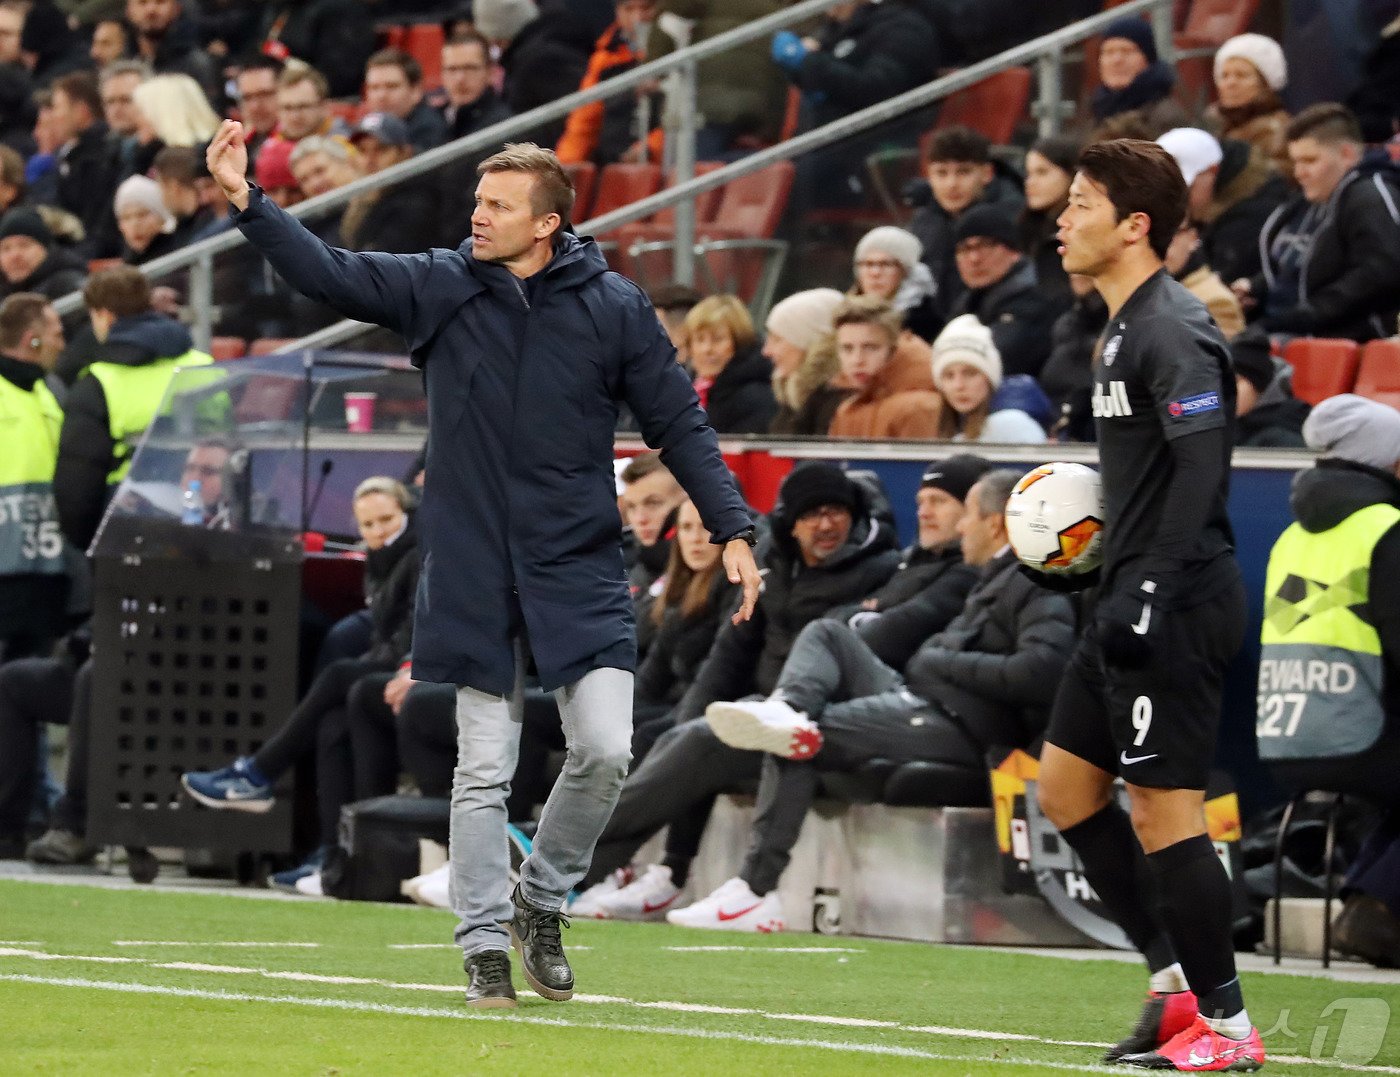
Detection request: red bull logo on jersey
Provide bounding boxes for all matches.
[1091,381,1132,418]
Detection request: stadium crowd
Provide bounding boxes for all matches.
[2,0,1400,970]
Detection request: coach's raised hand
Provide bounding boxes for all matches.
[207,120,251,212]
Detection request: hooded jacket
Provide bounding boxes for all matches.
[1255,162,1400,342]
[1200,139,1290,285]
[1286,460,1400,720]
[1235,357,1309,449]
[232,186,751,693]
[1,247,86,304]
[55,313,198,550]
[948,256,1058,379]
[827,332,942,440]
[904,549,1076,751]
[675,488,902,719]
[703,343,777,434]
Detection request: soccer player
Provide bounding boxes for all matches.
[1038,139,1265,1071]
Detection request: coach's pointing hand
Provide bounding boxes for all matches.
[723,539,762,624]
[207,120,251,212]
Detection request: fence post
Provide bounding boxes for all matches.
[1035,49,1065,139]
[189,252,213,353]
[1151,0,1175,69]
[672,58,698,286]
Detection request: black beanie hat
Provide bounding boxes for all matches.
[777,462,857,523]
[0,208,52,247]
[1230,326,1275,394]
[920,454,993,503]
[1102,15,1158,65]
[954,204,1022,252]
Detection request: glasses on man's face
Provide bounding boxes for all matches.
[855,259,900,272]
[443,63,488,74]
[796,505,850,525]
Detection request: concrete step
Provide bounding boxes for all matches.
[1262,897,1342,961]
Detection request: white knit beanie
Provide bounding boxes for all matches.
[474,0,539,43]
[1214,33,1287,93]
[854,225,922,275]
[932,314,1002,390]
[113,174,175,234]
[765,288,845,353]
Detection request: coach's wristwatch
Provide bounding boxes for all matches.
[728,527,758,548]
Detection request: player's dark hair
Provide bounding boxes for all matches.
[367,48,423,86]
[1286,103,1363,147]
[927,126,990,165]
[83,265,152,318]
[52,71,103,119]
[1077,138,1187,260]
[0,292,50,351]
[445,27,491,56]
[620,450,670,486]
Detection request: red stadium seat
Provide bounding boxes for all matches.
[930,68,1032,147]
[1176,0,1262,48]
[249,337,296,356]
[403,23,445,89]
[563,162,597,221]
[209,336,247,361]
[590,163,663,221]
[1281,338,1361,406]
[1354,339,1400,410]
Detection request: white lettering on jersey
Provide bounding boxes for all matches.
[1091,381,1133,418]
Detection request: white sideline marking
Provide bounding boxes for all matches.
[0,941,43,946]
[1,949,1396,1072]
[0,972,1142,1072]
[665,945,866,954]
[387,944,456,950]
[114,940,321,948]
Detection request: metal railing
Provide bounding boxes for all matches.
[57,0,1178,353]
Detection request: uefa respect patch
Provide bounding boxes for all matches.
[1167,391,1221,417]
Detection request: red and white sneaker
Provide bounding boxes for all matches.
[1120,1015,1265,1071]
[1105,990,1200,1061]
[593,864,682,921]
[567,865,635,918]
[666,877,786,933]
[705,698,823,760]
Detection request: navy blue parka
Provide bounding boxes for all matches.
[231,187,752,693]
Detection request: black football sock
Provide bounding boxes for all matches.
[1147,834,1247,1029]
[1059,802,1178,973]
[662,855,691,889]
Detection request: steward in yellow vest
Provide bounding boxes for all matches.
[0,293,70,656]
[54,267,212,550]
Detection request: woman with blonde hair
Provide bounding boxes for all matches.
[133,73,222,149]
[931,315,1045,444]
[683,293,776,433]
[762,288,851,436]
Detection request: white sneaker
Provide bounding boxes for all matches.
[666,877,785,932]
[567,865,634,918]
[705,698,823,760]
[594,864,682,921]
[407,863,451,909]
[294,871,324,897]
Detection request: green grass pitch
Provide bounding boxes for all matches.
[2,880,1397,1074]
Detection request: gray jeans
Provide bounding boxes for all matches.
[450,646,633,956]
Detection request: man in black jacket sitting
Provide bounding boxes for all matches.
[668,467,1076,930]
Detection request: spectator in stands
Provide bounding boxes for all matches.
[572,462,902,914]
[1239,104,1400,342]
[0,209,85,303]
[1039,273,1106,443]
[0,2,21,67]
[152,145,217,248]
[908,126,1023,323]
[0,145,23,215]
[55,266,213,549]
[289,136,360,203]
[946,203,1056,379]
[556,0,664,168]
[1090,15,1186,140]
[848,225,940,343]
[17,0,89,88]
[439,29,512,141]
[0,64,35,163]
[775,0,940,210]
[50,73,116,256]
[1158,126,1289,286]
[342,115,444,255]
[826,296,940,440]
[1347,14,1400,145]
[253,135,300,209]
[1018,135,1078,307]
[673,468,1075,930]
[764,287,850,436]
[932,314,1045,443]
[255,0,376,100]
[111,174,176,265]
[363,49,449,154]
[273,62,345,146]
[649,0,787,159]
[684,294,776,434]
[182,477,419,894]
[1205,33,1291,174]
[89,19,134,69]
[1163,218,1244,340]
[130,72,220,181]
[618,451,689,655]
[232,56,284,167]
[99,61,151,180]
[1230,326,1308,449]
[0,293,68,667]
[483,0,595,148]
[648,281,700,365]
[125,0,220,105]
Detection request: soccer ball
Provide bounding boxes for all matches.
[1004,462,1104,577]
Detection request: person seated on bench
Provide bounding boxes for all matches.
[569,456,998,921]
[670,468,1076,932]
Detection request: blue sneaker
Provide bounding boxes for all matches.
[181,758,275,813]
[268,845,329,893]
